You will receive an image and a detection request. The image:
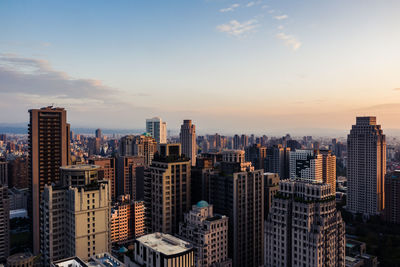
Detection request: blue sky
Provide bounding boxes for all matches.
[1,0,400,135]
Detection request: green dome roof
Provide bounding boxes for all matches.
[196,200,209,208]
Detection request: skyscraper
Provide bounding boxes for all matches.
[179,201,231,267]
[264,172,279,219]
[29,106,71,254]
[0,184,10,262]
[265,145,290,179]
[384,170,400,224]
[347,116,386,215]
[210,157,263,267]
[88,157,116,200]
[146,144,191,234]
[146,117,167,144]
[245,144,267,170]
[41,165,111,265]
[179,119,197,166]
[116,156,145,200]
[265,180,345,267]
[119,134,158,166]
[0,161,7,185]
[95,128,102,139]
[320,149,336,193]
[289,149,323,182]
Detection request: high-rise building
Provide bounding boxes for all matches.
[210,161,264,267]
[87,137,101,156]
[0,161,7,185]
[233,134,240,150]
[40,165,111,266]
[88,157,116,200]
[128,233,194,267]
[347,116,386,215]
[8,157,29,189]
[245,144,267,170]
[289,149,323,182]
[265,145,290,179]
[190,157,216,205]
[146,117,167,144]
[320,149,336,193]
[116,156,145,200]
[384,170,400,224]
[265,180,345,267]
[179,201,231,267]
[0,184,10,262]
[146,144,191,234]
[29,106,71,254]
[95,128,102,139]
[110,195,145,243]
[119,134,158,166]
[180,120,197,166]
[240,134,248,149]
[7,252,36,267]
[264,173,280,219]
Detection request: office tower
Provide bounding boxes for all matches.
[264,173,279,219]
[8,157,29,189]
[245,144,267,170]
[87,137,101,156]
[190,157,216,204]
[119,134,158,166]
[320,149,336,193]
[0,134,6,142]
[0,161,7,185]
[265,180,345,267]
[88,157,116,200]
[8,187,28,210]
[233,134,240,149]
[286,139,302,151]
[240,134,248,148]
[179,201,231,267]
[347,116,386,215]
[210,161,264,267]
[384,170,400,224]
[289,149,323,182]
[180,120,197,166]
[265,145,290,179]
[95,128,102,139]
[146,144,191,234]
[0,185,10,262]
[146,117,167,144]
[127,233,194,267]
[41,165,111,265]
[116,156,145,199]
[133,200,145,238]
[29,106,71,254]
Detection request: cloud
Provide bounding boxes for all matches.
[220,3,240,12]
[262,5,269,9]
[277,25,284,30]
[246,2,255,7]
[276,33,302,51]
[274,15,288,20]
[217,19,259,37]
[393,88,400,91]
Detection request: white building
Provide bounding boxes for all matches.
[179,201,231,267]
[179,120,197,166]
[146,117,167,144]
[126,233,194,267]
[289,150,323,182]
[265,180,345,267]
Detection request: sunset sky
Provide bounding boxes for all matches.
[1,0,400,135]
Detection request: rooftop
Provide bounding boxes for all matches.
[91,253,124,267]
[136,233,192,256]
[61,164,100,171]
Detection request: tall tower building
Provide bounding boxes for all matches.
[40,165,111,266]
[0,161,8,185]
[320,149,336,193]
[29,106,71,254]
[119,134,158,166]
[289,149,323,182]
[116,156,145,200]
[245,144,267,170]
[0,184,10,262]
[95,128,102,139]
[210,160,264,267]
[179,120,197,166]
[265,180,345,267]
[347,116,386,215]
[265,145,290,179]
[179,201,231,267]
[88,157,116,200]
[145,144,191,234]
[146,117,167,144]
[264,172,280,219]
[384,170,400,224]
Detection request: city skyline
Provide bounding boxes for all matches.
[1,0,400,134]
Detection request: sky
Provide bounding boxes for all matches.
[0,0,400,135]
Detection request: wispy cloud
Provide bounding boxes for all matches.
[276,33,302,51]
[274,14,288,20]
[246,2,255,7]
[277,25,284,30]
[217,19,259,37]
[220,3,240,12]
